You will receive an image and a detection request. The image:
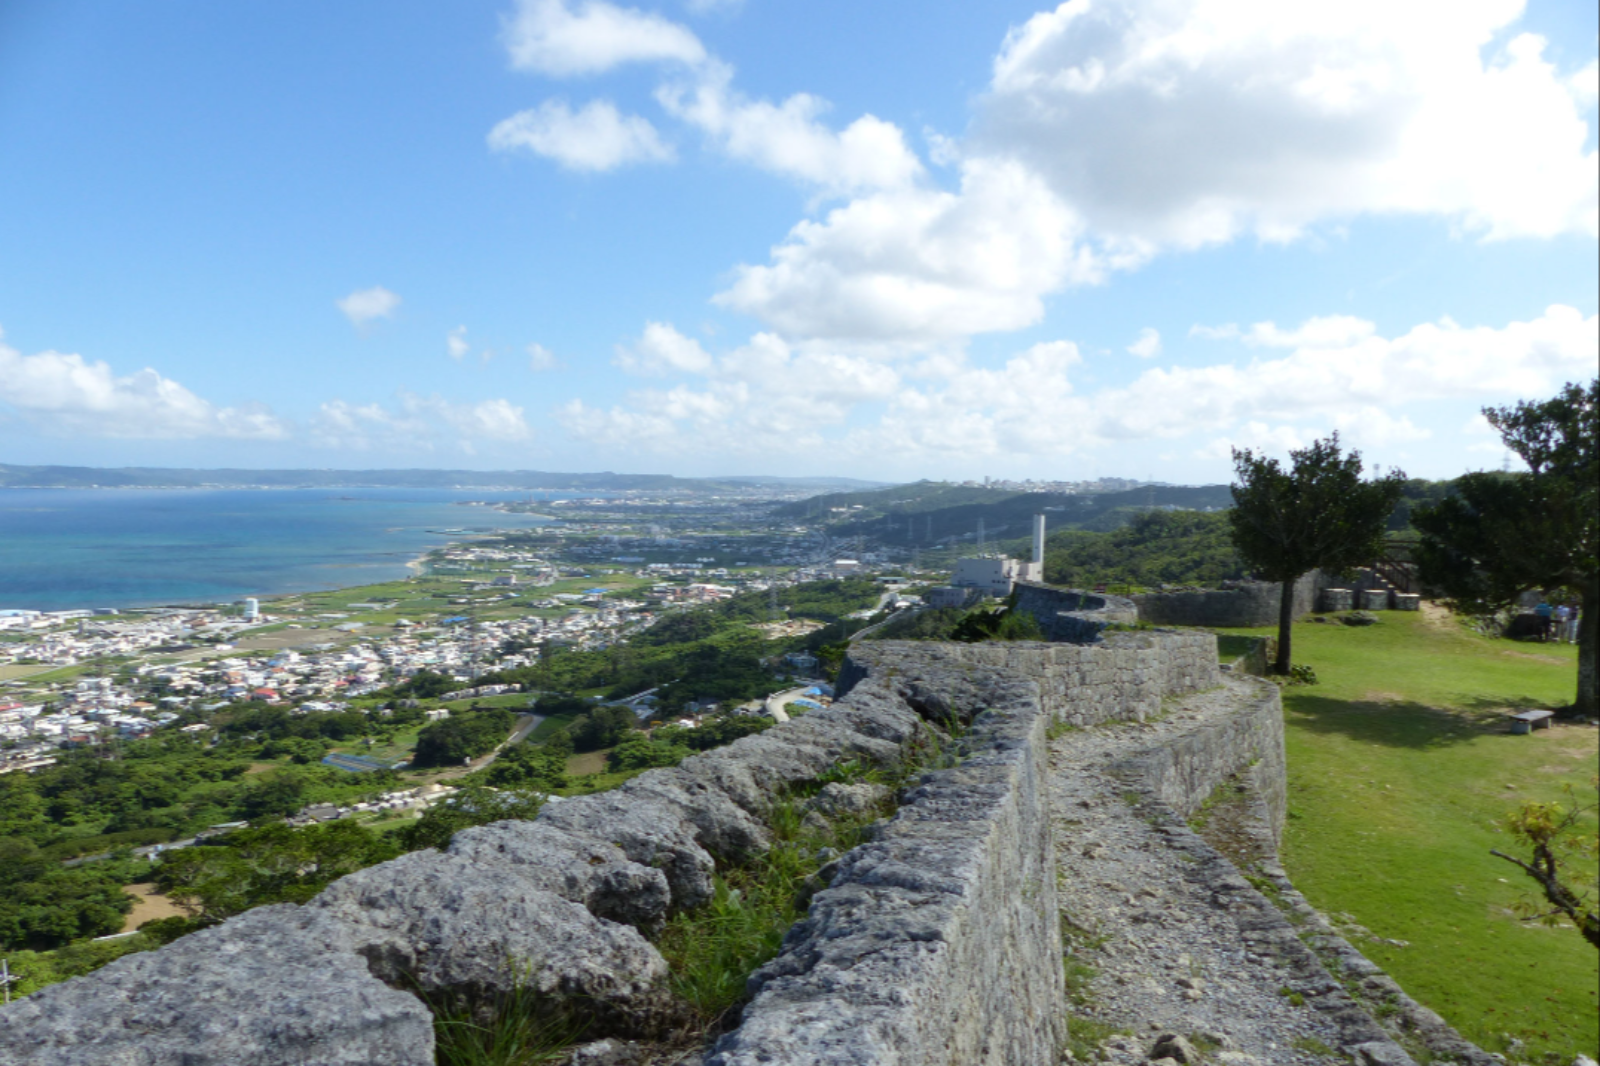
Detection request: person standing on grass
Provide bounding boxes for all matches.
[1535,600,1554,641]
[1554,602,1573,642]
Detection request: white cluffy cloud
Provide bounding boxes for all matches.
[979,0,1598,247]
[527,343,560,371]
[716,157,1095,342]
[563,328,902,454]
[312,394,532,451]
[496,1,926,199]
[337,286,402,326]
[713,0,1595,347]
[1127,328,1162,359]
[657,63,924,196]
[489,99,674,171]
[502,0,706,76]
[447,326,470,360]
[613,321,713,375]
[1094,304,1598,445]
[0,329,286,440]
[558,305,1597,467]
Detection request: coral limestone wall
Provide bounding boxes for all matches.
[0,627,1289,1066]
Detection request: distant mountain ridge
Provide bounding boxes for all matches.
[0,464,887,493]
[775,480,1238,543]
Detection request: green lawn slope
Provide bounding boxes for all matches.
[1223,611,1596,1058]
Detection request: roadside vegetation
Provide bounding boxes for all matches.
[1221,609,1596,1057]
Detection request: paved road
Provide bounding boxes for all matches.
[764,686,825,722]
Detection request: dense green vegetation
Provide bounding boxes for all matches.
[559,704,638,753]
[481,629,782,714]
[395,786,547,852]
[864,607,971,642]
[1040,510,1247,589]
[0,841,141,949]
[0,730,401,850]
[478,744,569,790]
[604,714,776,773]
[712,578,882,624]
[155,820,403,922]
[1221,611,1595,1058]
[412,707,518,768]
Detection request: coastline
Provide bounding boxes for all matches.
[0,488,557,614]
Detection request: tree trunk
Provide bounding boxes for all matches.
[1274,575,1296,675]
[1576,578,1597,717]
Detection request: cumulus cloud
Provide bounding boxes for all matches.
[656,62,924,196]
[489,98,674,171]
[502,0,706,76]
[1090,305,1597,445]
[977,0,1598,247]
[614,321,714,375]
[563,329,902,454]
[337,286,402,327]
[447,326,470,361]
[1127,327,1161,359]
[708,1,1595,349]
[557,305,1596,467]
[1570,57,1599,109]
[311,393,532,450]
[0,330,286,440]
[527,343,561,371]
[716,158,1099,342]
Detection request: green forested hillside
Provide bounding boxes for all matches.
[1039,510,1248,588]
[781,482,1235,546]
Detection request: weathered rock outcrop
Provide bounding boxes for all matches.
[0,904,435,1066]
[309,849,677,1034]
[448,821,673,932]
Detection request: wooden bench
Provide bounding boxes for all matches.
[1508,709,1555,734]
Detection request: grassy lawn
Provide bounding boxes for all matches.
[525,713,580,742]
[1222,610,1596,1058]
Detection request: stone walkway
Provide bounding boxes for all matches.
[1049,679,1362,1066]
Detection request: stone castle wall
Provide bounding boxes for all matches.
[1130,571,1325,628]
[716,634,1280,1065]
[1,628,1290,1066]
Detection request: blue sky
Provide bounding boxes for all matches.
[1,0,1595,483]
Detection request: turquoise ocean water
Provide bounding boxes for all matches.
[0,488,562,612]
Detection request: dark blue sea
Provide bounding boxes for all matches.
[0,488,563,611]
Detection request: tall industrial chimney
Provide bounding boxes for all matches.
[1032,513,1046,565]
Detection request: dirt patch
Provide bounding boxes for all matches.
[1417,600,1455,629]
[121,883,189,932]
[566,749,610,776]
[1360,691,1408,703]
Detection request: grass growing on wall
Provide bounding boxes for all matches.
[655,792,891,1026]
[1219,610,1596,1059]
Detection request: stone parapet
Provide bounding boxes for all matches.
[0,629,1333,1066]
[1132,571,1325,627]
[709,651,1064,1066]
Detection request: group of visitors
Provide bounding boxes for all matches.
[1533,600,1581,643]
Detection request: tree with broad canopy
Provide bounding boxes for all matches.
[1229,434,1406,675]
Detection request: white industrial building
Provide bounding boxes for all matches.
[952,514,1046,596]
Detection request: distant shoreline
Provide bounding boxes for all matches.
[0,489,558,615]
